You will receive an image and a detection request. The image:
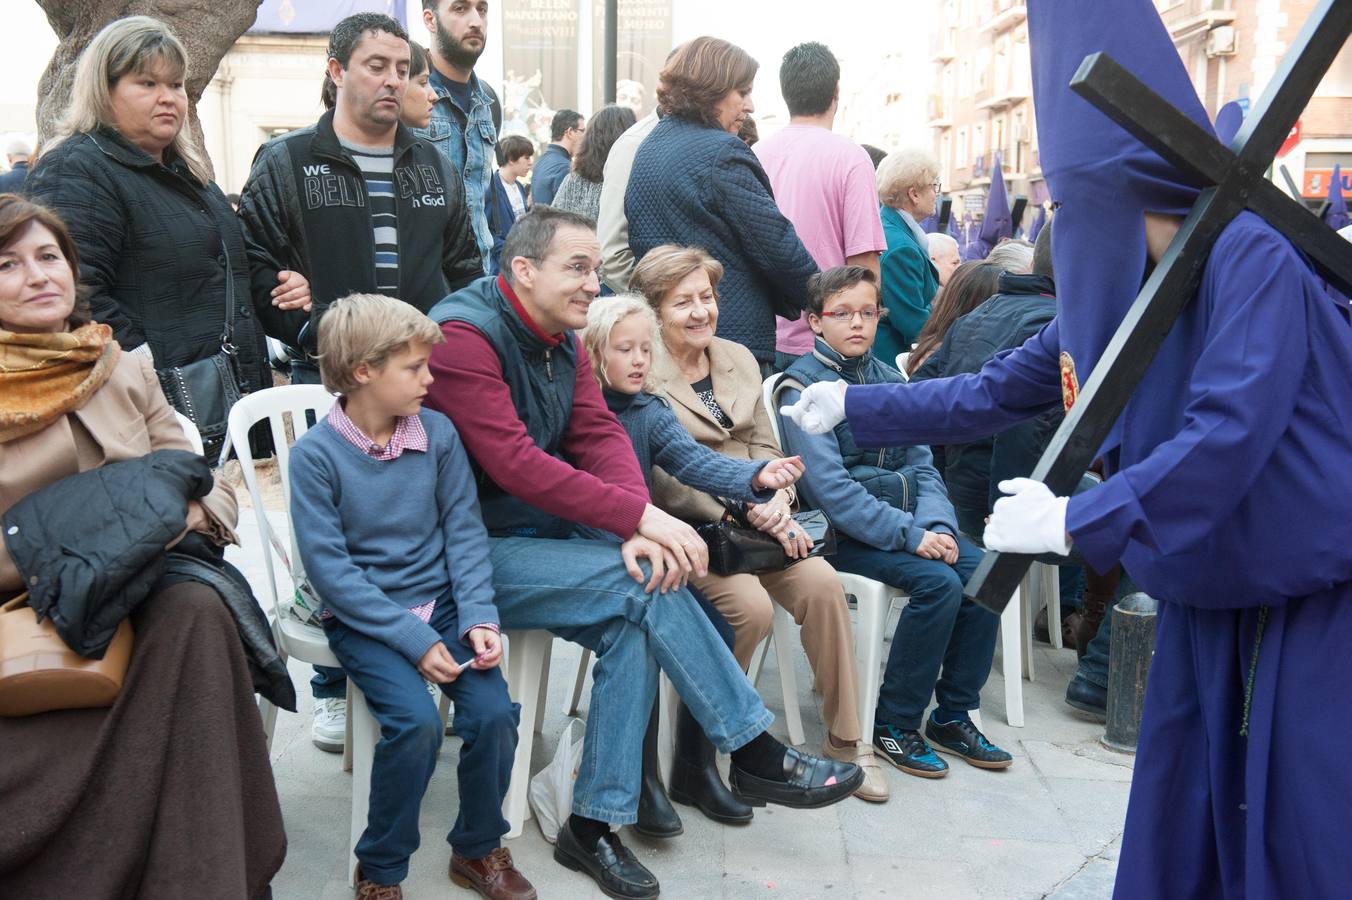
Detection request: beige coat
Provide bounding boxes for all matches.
[651,336,792,524]
[0,351,238,593]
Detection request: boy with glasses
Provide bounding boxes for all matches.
[776,266,1012,781]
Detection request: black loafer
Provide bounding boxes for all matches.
[1065,676,1107,721]
[553,824,660,900]
[728,746,864,809]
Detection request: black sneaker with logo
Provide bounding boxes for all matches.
[924,713,1014,769]
[872,723,948,779]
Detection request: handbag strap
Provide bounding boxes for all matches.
[1,592,29,613]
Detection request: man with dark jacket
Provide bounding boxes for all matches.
[238,12,480,751]
[239,12,481,383]
[530,108,583,207]
[0,139,31,194]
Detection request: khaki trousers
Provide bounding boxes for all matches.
[694,556,861,742]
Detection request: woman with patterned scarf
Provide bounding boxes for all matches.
[0,195,285,898]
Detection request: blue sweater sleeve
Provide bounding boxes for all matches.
[431,418,500,640]
[846,318,1063,448]
[780,386,927,553]
[905,443,959,537]
[649,403,773,503]
[289,440,443,665]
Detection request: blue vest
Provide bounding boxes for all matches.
[429,276,577,537]
[784,340,918,512]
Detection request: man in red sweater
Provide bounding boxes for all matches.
[425,208,861,899]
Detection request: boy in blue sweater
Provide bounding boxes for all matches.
[776,268,1012,782]
[289,294,536,899]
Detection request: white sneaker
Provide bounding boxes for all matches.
[311,696,346,753]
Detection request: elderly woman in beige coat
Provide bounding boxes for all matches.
[632,244,888,803]
[0,196,284,898]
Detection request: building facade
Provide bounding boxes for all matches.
[929,0,1352,226]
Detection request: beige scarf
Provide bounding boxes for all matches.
[0,323,120,444]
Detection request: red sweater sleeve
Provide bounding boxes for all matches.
[427,322,649,538]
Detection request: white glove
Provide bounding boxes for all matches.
[779,381,848,434]
[983,478,1072,555]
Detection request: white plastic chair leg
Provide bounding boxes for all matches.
[347,686,379,886]
[342,680,355,773]
[747,634,769,686]
[656,673,678,783]
[770,605,805,746]
[840,575,891,740]
[1041,563,1063,650]
[502,630,552,839]
[258,697,279,751]
[999,588,1025,727]
[566,649,593,716]
[437,692,453,732]
[1020,572,1038,682]
[534,646,551,734]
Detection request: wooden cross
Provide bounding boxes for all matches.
[965,0,1352,614]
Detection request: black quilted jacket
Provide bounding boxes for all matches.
[26,128,271,392]
[626,115,818,363]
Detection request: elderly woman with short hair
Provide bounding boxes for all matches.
[632,243,890,804]
[875,149,943,364]
[625,37,818,370]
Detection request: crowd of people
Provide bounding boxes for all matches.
[3,1,1349,899]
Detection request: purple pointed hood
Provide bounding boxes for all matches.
[1029,0,1208,431]
[1325,164,1350,232]
[1027,204,1048,242]
[976,152,1013,255]
[1214,100,1245,146]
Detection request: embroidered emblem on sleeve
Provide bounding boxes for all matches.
[1060,351,1079,411]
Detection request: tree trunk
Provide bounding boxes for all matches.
[34,0,263,181]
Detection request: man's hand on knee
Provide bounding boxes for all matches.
[636,503,709,578]
[621,534,689,594]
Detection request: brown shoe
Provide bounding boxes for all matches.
[450,847,538,900]
[354,864,402,899]
[821,737,891,803]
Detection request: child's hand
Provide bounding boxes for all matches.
[467,627,502,670]
[418,642,462,683]
[754,456,804,491]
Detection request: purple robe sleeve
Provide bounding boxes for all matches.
[846,319,1063,447]
[1066,232,1310,574]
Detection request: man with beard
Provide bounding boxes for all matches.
[420,0,503,272]
[239,12,482,750]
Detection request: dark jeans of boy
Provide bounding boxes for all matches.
[487,535,773,825]
[323,598,519,885]
[832,534,995,730]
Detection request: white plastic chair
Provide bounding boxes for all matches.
[173,411,205,455]
[894,352,911,380]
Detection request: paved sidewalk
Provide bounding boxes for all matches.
[227,511,1129,899]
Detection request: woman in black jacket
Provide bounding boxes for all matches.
[27,16,308,413]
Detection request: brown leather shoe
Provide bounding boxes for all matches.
[354,864,402,899]
[450,847,538,900]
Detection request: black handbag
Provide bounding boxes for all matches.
[696,502,837,576]
[156,241,245,460]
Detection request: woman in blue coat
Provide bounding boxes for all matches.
[782,3,1352,897]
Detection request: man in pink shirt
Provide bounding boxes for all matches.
[754,42,887,370]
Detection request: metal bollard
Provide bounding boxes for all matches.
[1101,592,1158,753]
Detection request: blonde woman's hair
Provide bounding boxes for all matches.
[317,293,443,394]
[876,148,939,210]
[627,244,724,316]
[44,16,213,185]
[581,293,667,394]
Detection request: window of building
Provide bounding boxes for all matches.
[993,116,1006,163]
[976,47,990,94]
[941,133,952,184]
[957,128,969,168]
[974,123,985,161]
[960,59,971,98]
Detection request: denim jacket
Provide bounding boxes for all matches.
[418,69,497,273]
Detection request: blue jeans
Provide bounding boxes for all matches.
[1075,570,1138,689]
[323,600,518,884]
[833,535,996,730]
[487,536,773,824]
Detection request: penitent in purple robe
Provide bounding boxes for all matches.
[842,1,1352,897]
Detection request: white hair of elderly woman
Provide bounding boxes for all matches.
[876,148,940,210]
[985,238,1035,275]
